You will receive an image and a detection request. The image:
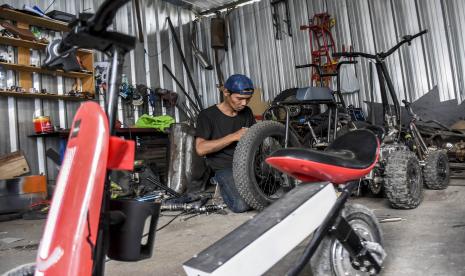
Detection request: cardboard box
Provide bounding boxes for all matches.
[248,88,270,117]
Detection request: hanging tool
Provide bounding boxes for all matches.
[271,0,292,40]
[163,64,201,114]
[211,14,227,99]
[131,0,144,42]
[166,17,203,110]
[192,19,213,70]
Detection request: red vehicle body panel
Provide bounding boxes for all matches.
[266,151,379,184]
[36,102,110,275]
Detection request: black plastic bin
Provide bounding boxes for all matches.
[108,199,161,261]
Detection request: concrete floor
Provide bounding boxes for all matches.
[1,179,465,275]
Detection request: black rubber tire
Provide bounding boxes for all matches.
[311,203,384,276]
[233,121,300,210]
[423,150,450,190]
[384,151,423,209]
[3,263,36,276]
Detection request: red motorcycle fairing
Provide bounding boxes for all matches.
[36,102,110,275]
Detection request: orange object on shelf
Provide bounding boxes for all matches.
[33,116,53,133]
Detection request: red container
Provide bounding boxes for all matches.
[33,116,53,133]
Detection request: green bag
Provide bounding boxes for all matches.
[135,114,175,131]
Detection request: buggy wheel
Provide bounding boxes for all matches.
[384,151,423,209]
[3,263,36,276]
[423,150,450,190]
[233,121,300,210]
[311,204,384,276]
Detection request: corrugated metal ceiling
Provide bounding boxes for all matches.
[164,0,257,14]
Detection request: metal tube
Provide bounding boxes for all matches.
[166,17,203,110]
[94,46,127,275]
[375,62,391,129]
[327,108,332,143]
[284,106,290,148]
[163,64,201,113]
[106,47,124,134]
[333,106,338,142]
[381,62,401,127]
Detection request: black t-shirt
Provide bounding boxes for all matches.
[195,105,256,171]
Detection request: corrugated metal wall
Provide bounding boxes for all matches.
[0,0,196,186]
[196,0,465,109]
[1,0,464,185]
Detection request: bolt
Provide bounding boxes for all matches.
[360,267,367,272]
[363,260,371,266]
[369,268,377,275]
[218,261,223,265]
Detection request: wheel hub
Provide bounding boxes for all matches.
[330,220,379,276]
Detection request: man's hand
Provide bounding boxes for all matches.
[232,127,248,141]
[195,127,249,156]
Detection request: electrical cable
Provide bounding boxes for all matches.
[156,211,186,232]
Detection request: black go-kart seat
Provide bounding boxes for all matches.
[266,129,379,184]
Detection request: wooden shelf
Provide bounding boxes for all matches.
[0,7,69,32]
[28,128,168,138]
[0,90,90,101]
[0,62,93,79]
[0,35,45,50]
[0,36,92,53]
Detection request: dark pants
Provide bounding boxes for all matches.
[213,168,250,213]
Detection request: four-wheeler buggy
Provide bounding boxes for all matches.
[233,29,450,211]
[333,30,450,208]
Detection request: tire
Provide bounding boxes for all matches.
[311,203,384,276]
[384,150,423,209]
[233,121,300,210]
[3,263,36,276]
[423,150,450,190]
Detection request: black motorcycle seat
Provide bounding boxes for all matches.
[269,129,378,170]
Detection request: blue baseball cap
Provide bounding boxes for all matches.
[224,74,254,95]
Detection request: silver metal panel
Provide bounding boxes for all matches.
[390,0,429,103]
[416,0,455,102]
[292,0,312,88]
[253,0,280,101]
[0,97,11,154]
[16,98,39,174]
[442,0,465,102]
[242,4,263,100]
